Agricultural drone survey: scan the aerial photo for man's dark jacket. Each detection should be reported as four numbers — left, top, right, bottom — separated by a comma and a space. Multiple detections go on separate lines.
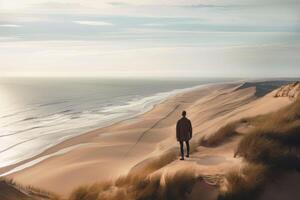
176, 117, 192, 142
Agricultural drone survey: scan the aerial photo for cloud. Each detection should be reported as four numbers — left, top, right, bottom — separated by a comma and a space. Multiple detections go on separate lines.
0, 36, 19, 41
107, 1, 242, 8
176, 4, 242, 9
73, 21, 114, 26
1, 40, 299, 77
143, 23, 165, 27
0, 24, 22, 27
108, 2, 130, 6
33, 2, 83, 9
0, 0, 299, 78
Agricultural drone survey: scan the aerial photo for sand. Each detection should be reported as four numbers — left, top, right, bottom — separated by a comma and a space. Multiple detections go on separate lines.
4, 81, 295, 197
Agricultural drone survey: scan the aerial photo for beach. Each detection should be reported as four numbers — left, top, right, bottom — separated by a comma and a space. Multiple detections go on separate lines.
1, 81, 295, 197
1, 1, 299, 199
0, 78, 220, 169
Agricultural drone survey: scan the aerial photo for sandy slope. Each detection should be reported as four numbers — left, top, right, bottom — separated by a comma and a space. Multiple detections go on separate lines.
147, 82, 298, 200
6, 81, 293, 197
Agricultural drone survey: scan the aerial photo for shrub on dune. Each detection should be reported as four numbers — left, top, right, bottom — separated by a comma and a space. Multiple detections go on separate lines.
160, 170, 198, 200
219, 164, 268, 200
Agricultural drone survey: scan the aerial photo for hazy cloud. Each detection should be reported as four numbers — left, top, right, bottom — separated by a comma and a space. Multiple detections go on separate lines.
175, 4, 242, 8
108, 2, 131, 6
0, 0, 299, 77
73, 21, 114, 26
33, 2, 84, 9
143, 23, 165, 27
0, 24, 22, 27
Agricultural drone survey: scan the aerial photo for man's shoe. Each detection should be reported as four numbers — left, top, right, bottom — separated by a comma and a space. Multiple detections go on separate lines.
186, 155, 189, 158
180, 157, 184, 160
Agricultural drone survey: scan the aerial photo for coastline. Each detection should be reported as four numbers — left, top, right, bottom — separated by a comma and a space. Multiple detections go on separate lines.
2, 82, 242, 194
3, 80, 293, 197
0, 82, 228, 175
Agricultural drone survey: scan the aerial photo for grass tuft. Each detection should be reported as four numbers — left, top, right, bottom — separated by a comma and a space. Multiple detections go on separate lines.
199, 122, 240, 147
219, 164, 269, 200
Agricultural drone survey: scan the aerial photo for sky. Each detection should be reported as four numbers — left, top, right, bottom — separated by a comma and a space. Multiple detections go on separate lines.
0, 0, 299, 77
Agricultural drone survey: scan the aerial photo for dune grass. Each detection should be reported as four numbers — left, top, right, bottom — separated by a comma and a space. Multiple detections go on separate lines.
69, 170, 199, 200
219, 163, 269, 200
68, 168, 198, 200
0, 177, 59, 200
220, 97, 300, 199
235, 97, 300, 170
67, 148, 199, 200
199, 122, 241, 147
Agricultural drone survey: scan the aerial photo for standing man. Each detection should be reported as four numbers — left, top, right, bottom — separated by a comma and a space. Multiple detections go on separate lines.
176, 110, 192, 160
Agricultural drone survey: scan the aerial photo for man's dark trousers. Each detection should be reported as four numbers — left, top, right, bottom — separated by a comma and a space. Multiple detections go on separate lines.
179, 141, 190, 158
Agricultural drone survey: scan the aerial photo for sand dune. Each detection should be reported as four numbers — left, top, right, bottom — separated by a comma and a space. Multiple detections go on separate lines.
4, 81, 297, 197
139, 82, 296, 192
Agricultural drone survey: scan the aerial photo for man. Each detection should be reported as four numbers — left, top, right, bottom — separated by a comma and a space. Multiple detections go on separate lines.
176, 110, 192, 160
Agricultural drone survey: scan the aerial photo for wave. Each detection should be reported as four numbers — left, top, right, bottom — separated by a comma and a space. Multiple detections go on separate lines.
39, 100, 68, 107
0, 143, 92, 177
0, 126, 44, 137
22, 117, 38, 121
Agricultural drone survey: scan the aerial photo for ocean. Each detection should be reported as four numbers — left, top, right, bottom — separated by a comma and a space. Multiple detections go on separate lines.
0, 77, 236, 170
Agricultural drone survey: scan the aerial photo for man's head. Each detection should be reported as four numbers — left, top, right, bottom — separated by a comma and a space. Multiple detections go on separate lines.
182, 110, 187, 117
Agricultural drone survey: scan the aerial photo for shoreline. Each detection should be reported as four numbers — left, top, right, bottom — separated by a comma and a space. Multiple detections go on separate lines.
4, 82, 245, 195
0, 81, 233, 176
0, 82, 204, 169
